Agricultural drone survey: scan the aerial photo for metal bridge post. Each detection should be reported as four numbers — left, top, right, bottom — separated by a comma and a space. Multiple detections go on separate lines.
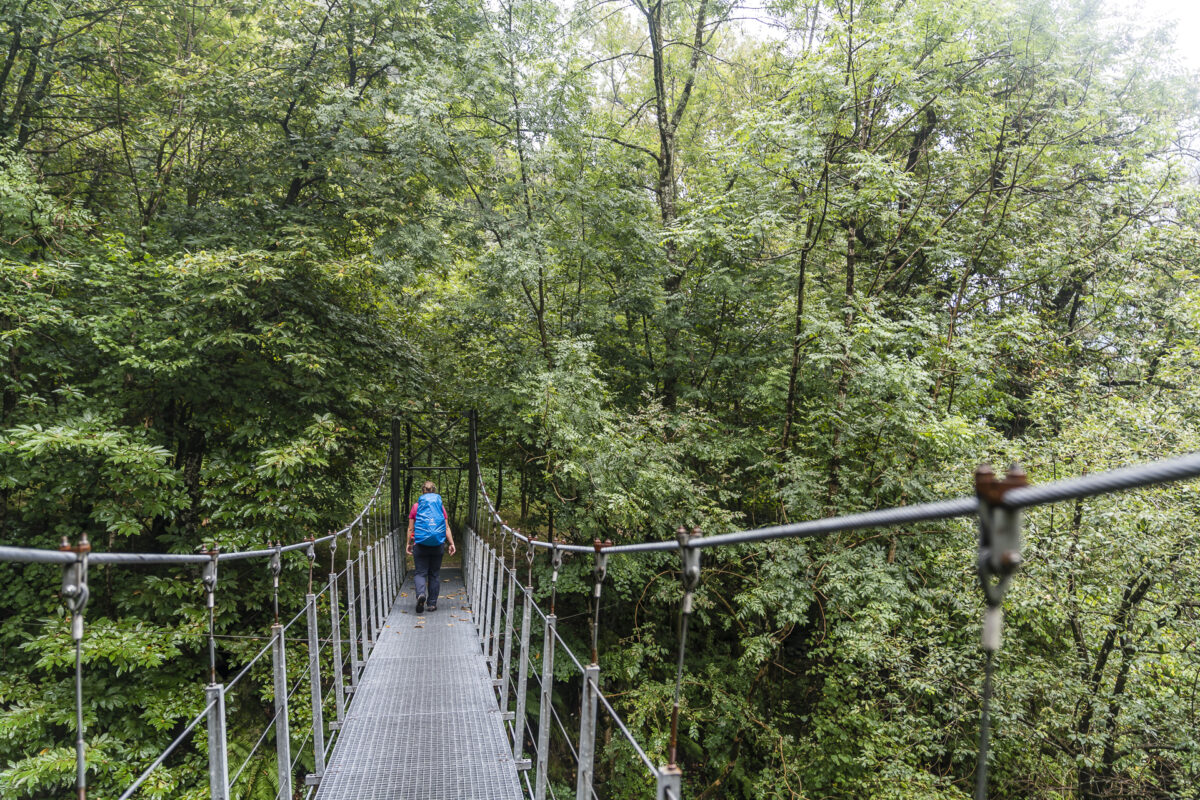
500, 539, 518, 705
489, 544, 505, 672
513, 539, 534, 769
534, 611, 557, 800
346, 531, 362, 687
372, 534, 383, 631
656, 766, 682, 800
383, 528, 392, 615
330, 569, 346, 724
359, 529, 373, 652
272, 623, 293, 800
480, 543, 493, 647
388, 527, 397, 600
377, 513, 387, 625
575, 538, 611, 799
472, 534, 483, 628
205, 682, 230, 800
305, 591, 326, 783
575, 663, 600, 800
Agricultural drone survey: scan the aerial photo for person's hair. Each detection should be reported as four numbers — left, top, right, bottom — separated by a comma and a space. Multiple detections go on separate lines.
422, 480, 436, 494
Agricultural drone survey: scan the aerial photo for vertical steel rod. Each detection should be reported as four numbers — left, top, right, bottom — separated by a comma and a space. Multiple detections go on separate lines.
347, 550, 361, 686
359, 534, 373, 652
489, 551, 505, 673
272, 624, 292, 799
306, 593, 326, 779
206, 682, 229, 800
575, 663, 600, 800
514, 579, 533, 768
330, 571, 346, 722
501, 549, 517, 700
534, 613, 557, 800
480, 544, 493, 647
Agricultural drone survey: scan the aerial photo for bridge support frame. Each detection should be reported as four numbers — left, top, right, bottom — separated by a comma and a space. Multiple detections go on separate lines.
481, 543, 494, 650
656, 765, 682, 800
534, 612, 557, 800
305, 592, 326, 782
205, 682, 229, 800
359, 532, 373, 652
513, 554, 533, 769
330, 571, 346, 724
347, 540, 361, 687
271, 623, 292, 800
489, 544, 504, 673
575, 663, 600, 800
501, 540, 517, 703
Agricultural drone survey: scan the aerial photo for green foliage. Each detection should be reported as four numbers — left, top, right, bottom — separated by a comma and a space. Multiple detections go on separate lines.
3, 0, 1200, 797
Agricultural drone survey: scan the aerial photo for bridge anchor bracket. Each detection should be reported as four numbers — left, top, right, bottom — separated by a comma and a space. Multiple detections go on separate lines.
492, 678, 504, 688
502, 711, 515, 721
516, 759, 532, 771
304, 774, 322, 787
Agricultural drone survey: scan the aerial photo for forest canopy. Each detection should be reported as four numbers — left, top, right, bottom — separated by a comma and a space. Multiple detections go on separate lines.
1, 0, 1199, 798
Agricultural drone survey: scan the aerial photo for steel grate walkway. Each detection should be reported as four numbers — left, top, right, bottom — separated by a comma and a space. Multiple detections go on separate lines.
314, 568, 523, 800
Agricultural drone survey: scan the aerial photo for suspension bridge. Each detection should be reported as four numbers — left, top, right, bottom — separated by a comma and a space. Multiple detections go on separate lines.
2, 410, 1200, 800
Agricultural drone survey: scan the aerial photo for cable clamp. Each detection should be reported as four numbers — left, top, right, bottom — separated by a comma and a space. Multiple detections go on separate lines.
60, 535, 90, 637
975, 463, 1026, 613
592, 539, 612, 592
677, 526, 701, 593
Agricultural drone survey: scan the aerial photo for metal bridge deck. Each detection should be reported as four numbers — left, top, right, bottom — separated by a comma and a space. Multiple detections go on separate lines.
314, 568, 522, 800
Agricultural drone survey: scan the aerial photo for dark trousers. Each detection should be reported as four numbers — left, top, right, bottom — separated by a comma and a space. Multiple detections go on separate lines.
413, 543, 444, 604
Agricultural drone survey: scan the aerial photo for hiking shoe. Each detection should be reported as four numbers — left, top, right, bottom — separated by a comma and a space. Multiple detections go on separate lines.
416, 594, 426, 613
427, 604, 437, 612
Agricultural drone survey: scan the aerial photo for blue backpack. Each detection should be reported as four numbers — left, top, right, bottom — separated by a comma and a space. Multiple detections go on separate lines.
414, 493, 447, 546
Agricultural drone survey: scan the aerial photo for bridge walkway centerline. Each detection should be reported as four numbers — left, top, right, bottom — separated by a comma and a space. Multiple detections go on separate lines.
314, 567, 522, 800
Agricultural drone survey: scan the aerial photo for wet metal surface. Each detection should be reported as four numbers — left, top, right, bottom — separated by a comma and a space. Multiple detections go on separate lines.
314, 569, 522, 800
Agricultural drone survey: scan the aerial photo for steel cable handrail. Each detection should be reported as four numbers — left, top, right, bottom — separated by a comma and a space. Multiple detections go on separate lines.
476, 452, 1200, 553
0, 460, 392, 566
592, 678, 657, 773
116, 699, 217, 800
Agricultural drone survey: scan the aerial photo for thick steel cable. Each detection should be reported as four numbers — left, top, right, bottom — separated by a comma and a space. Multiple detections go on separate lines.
550, 701, 580, 764
2, 463, 390, 566
551, 626, 587, 673
230, 712, 280, 789
116, 699, 217, 800
8, 451, 1197, 567
473, 452, 1200, 554
1002, 451, 1200, 508
592, 679, 657, 773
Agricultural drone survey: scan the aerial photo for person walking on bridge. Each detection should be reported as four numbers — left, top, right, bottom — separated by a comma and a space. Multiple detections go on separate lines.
406, 481, 456, 613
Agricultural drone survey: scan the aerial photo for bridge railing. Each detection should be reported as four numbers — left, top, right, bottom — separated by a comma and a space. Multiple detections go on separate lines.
464, 449, 1200, 800
0, 457, 406, 800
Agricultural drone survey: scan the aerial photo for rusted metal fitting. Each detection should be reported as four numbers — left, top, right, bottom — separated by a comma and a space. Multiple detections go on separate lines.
975, 462, 1028, 505
59, 533, 92, 554
525, 533, 536, 565
975, 463, 1026, 609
